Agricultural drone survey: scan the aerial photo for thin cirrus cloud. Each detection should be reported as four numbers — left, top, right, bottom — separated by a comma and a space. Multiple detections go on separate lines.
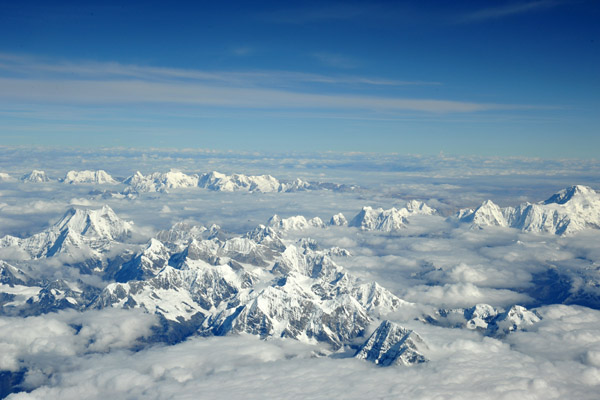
0, 77, 503, 113
0, 54, 520, 114
0, 53, 440, 87
457, 0, 562, 23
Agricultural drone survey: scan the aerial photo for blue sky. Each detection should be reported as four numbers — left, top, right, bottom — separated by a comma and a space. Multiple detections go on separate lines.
0, 0, 598, 157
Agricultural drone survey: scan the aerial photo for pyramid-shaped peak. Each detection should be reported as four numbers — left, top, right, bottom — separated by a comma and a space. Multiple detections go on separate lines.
354, 320, 427, 366
123, 171, 144, 183
21, 170, 51, 182
145, 238, 167, 252
481, 199, 498, 207
54, 205, 132, 240
543, 185, 596, 205
267, 214, 282, 226
405, 200, 436, 215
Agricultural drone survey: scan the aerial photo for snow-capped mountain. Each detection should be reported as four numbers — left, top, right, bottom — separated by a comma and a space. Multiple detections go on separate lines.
424, 303, 541, 337
17, 167, 357, 196
0, 260, 33, 286
20, 170, 51, 182
197, 171, 357, 193
155, 222, 211, 248
456, 199, 507, 227
349, 200, 436, 232
198, 171, 282, 192
0, 205, 134, 264
329, 213, 348, 226
112, 239, 171, 282
268, 215, 326, 230
93, 221, 412, 352
279, 178, 312, 192
63, 170, 118, 184
124, 170, 200, 193
0, 259, 101, 317
486, 305, 541, 336
457, 185, 600, 235
244, 224, 286, 251
265, 201, 436, 233
354, 320, 427, 366
20, 279, 100, 316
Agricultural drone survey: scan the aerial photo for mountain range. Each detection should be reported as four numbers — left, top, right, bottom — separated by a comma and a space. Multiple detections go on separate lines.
456, 185, 600, 235
1, 184, 598, 370
0, 206, 425, 365
5, 169, 357, 194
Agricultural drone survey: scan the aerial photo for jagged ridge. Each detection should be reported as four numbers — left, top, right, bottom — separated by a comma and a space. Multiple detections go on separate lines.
456, 185, 600, 235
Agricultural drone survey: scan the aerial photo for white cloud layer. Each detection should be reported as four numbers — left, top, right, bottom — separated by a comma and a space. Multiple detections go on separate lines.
7, 313, 600, 399
0, 148, 599, 398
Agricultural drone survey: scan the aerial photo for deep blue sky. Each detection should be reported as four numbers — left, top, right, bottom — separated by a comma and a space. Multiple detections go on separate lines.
0, 0, 598, 157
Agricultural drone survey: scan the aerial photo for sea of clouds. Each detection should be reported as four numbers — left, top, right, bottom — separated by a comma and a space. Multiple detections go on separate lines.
1, 147, 600, 398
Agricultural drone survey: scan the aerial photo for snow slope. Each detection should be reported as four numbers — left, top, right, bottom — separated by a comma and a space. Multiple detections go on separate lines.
457, 185, 600, 235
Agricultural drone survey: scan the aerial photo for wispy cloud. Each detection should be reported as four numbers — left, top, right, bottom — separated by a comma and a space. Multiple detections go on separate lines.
0, 53, 525, 114
0, 53, 435, 87
0, 77, 496, 113
458, 1, 561, 23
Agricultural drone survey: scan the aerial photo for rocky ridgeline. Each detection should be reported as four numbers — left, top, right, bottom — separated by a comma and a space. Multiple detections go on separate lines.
0, 206, 428, 366
6, 169, 358, 194
456, 185, 600, 235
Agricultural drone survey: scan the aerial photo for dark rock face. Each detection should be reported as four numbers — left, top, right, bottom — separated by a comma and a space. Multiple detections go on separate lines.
354, 320, 427, 366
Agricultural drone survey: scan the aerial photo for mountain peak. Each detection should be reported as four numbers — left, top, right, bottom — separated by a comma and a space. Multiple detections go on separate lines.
63, 170, 118, 184
543, 185, 596, 205
54, 205, 132, 240
349, 201, 436, 232
354, 320, 427, 366
21, 170, 51, 183
457, 199, 507, 227
329, 213, 348, 226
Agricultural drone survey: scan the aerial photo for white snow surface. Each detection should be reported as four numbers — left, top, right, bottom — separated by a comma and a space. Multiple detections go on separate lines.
63, 170, 118, 184
349, 200, 436, 231
199, 170, 284, 192
124, 170, 200, 193
457, 185, 600, 234
0, 205, 134, 259
20, 170, 51, 182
